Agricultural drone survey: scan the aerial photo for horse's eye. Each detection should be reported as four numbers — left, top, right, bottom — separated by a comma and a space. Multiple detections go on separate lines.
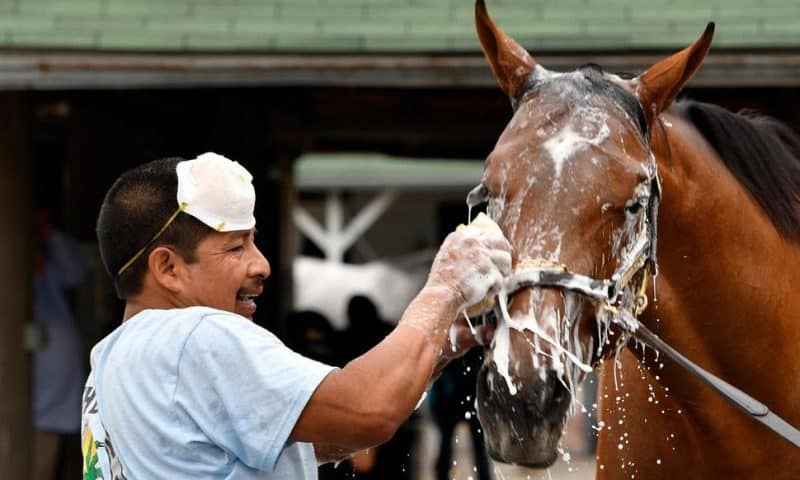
625, 199, 646, 214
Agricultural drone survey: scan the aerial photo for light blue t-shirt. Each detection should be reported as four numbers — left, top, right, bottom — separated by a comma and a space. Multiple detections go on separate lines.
81, 307, 335, 479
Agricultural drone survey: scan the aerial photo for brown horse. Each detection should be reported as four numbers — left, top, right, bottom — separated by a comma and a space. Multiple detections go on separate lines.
470, 1, 800, 478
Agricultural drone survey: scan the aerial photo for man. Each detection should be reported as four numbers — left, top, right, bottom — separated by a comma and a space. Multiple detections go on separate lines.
81, 152, 511, 479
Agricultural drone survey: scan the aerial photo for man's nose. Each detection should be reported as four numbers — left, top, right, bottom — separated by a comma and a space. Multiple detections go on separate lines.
248, 247, 271, 279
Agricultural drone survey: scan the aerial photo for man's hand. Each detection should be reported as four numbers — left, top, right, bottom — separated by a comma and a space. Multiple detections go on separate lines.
426, 213, 512, 311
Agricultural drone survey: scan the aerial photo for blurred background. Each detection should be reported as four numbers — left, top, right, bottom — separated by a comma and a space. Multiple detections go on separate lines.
0, 0, 797, 478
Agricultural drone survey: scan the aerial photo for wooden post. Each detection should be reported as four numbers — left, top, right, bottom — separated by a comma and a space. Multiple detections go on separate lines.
245, 152, 296, 339
0, 92, 31, 475
275, 154, 296, 338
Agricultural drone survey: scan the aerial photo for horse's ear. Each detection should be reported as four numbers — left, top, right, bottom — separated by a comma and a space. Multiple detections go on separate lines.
636, 22, 714, 121
475, 0, 536, 101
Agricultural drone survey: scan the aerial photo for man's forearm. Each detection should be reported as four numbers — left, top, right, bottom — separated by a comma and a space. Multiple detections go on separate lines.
397, 285, 460, 347
342, 285, 460, 422
291, 286, 460, 448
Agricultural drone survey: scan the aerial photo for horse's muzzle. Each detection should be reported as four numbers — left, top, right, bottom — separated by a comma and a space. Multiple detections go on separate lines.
476, 360, 571, 467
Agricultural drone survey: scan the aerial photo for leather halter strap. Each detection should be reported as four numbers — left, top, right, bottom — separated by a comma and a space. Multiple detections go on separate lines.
613, 310, 800, 449
504, 228, 652, 315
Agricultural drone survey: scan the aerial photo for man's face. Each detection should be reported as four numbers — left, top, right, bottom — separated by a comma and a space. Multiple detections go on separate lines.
181, 228, 270, 319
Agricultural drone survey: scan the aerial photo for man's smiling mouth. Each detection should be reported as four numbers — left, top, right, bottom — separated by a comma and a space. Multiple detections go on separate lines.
235, 289, 261, 317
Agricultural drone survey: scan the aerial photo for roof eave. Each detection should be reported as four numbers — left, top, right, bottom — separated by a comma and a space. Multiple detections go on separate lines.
1, 49, 798, 90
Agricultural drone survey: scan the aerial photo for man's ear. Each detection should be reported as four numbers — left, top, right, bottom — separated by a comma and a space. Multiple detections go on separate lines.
147, 246, 184, 293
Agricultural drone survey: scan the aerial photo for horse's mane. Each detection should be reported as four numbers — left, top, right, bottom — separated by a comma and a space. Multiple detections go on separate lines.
674, 100, 800, 242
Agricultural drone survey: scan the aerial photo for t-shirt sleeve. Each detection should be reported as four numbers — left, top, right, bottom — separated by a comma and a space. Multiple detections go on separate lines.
174, 312, 335, 472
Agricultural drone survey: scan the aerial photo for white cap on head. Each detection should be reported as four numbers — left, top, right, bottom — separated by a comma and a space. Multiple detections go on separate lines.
176, 152, 256, 232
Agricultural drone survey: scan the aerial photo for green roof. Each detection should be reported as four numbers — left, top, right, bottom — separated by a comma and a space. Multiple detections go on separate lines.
295, 153, 484, 190
0, 0, 798, 52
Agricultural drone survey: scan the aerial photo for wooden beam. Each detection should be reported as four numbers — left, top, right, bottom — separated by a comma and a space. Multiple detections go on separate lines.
293, 205, 332, 259
0, 51, 798, 90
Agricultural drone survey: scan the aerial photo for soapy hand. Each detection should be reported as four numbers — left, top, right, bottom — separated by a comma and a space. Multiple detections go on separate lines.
426, 213, 512, 312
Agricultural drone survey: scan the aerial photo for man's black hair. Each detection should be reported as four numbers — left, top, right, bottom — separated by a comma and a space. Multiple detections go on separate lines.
96, 157, 213, 299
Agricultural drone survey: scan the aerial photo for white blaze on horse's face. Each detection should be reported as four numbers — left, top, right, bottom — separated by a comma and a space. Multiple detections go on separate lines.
475, 65, 654, 467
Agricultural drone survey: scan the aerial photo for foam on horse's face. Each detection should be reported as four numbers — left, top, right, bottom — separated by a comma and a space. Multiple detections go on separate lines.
476, 68, 654, 467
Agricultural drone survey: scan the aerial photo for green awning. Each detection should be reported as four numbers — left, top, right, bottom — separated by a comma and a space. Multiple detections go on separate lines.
294, 153, 484, 190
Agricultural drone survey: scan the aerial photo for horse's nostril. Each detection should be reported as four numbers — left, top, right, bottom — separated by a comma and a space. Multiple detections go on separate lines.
477, 364, 493, 401
545, 380, 572, 424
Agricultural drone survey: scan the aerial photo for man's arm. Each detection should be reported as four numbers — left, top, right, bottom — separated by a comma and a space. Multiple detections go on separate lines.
293, 286, 458, 449
290, 213, 511, 451
311, 316, 493, 465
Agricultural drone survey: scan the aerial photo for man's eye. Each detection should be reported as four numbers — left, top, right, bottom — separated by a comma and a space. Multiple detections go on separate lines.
229, 245, 245, 253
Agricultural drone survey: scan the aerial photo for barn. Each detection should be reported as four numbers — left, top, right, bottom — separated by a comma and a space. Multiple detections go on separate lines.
0, 0, 797, 474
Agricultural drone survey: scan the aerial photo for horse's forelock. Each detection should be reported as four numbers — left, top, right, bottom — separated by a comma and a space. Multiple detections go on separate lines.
514, 64, 648, 141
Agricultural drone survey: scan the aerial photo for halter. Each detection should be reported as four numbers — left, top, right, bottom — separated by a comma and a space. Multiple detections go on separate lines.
502, 171, 661, 323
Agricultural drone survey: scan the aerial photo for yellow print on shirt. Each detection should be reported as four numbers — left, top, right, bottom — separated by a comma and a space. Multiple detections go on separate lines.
82, 426, 103, 480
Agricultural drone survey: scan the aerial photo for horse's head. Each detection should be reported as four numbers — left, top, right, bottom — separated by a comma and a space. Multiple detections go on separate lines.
472, 0, 714, 466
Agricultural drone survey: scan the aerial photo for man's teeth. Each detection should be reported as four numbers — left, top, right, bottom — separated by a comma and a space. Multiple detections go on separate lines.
237, 294, 257, 301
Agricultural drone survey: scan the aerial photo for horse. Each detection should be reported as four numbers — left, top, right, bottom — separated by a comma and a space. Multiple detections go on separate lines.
469, 1, 800, 478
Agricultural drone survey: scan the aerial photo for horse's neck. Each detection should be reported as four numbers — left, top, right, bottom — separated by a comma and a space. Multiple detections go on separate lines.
596, 112, 800, 478
648, 112, 800, 395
